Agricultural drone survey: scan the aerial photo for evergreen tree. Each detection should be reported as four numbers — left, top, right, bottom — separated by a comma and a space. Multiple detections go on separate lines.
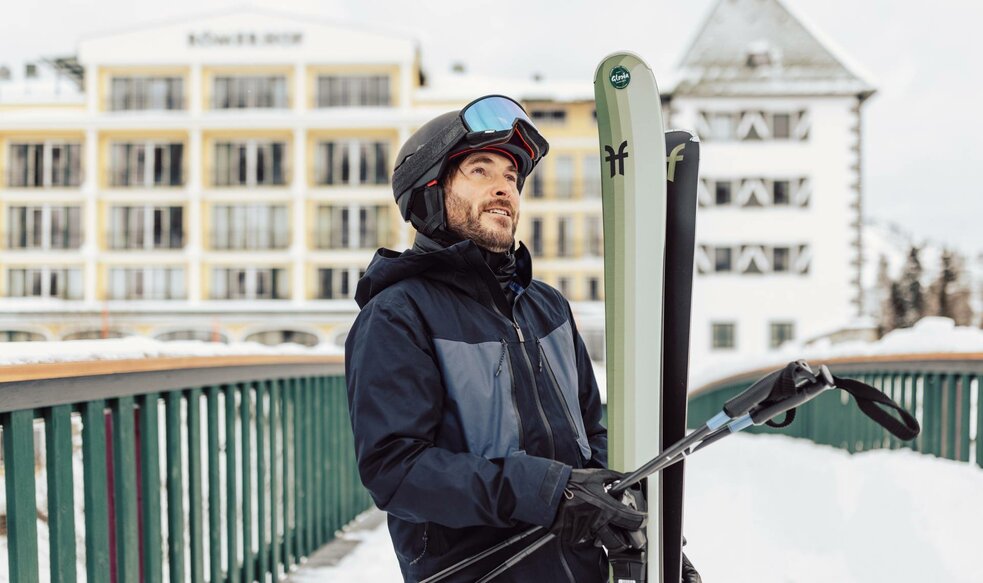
896, 245, 925, 328
927, 248, 975, 325
875, 255, 895, 337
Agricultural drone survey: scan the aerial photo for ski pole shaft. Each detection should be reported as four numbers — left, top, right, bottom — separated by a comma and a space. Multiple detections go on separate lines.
419, 526, 545, 583
611, 423, 714, 495
474, 532, 556, 583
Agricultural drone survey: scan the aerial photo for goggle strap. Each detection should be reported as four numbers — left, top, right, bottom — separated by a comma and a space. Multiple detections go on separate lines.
392, 120, 468, 197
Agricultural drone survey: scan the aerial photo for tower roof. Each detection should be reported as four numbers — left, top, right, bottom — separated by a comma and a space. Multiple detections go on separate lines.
674, 0, 875, 99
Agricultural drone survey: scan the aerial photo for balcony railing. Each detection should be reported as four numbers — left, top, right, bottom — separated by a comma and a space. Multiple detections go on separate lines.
0, 355, 370, 583
688, 355, 983, 465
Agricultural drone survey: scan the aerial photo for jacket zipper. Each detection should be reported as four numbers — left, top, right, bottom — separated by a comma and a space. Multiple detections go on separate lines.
493, 302, 558, 460
538, 341, 581, 442
502, 343, 524, 450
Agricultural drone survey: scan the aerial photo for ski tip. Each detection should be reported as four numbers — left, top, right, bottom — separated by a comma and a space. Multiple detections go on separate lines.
593, 50, 654, 82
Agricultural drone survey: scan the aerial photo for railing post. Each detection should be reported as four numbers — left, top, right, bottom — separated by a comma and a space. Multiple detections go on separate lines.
112, 397, 141, 582
2, 409, 40, 583
270, 378, 282, 579
257, 380, 269, 580
282, 378, 293, 569
224, 384, 240, 583
187, 388, 205, 583
206, 386, 222, 583
82, 401, 112, 582
139, 392, 163, 583
166, 390, 186, 583
45, 404, 78, 583
241, 382, 254, 583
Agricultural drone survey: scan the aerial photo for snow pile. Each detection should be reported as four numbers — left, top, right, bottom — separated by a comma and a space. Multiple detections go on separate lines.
690, 317, 983, 390
291, 433, 983, 583
0, 336, 343, 367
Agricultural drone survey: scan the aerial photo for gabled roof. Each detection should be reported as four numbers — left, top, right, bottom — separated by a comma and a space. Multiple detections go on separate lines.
673, 0, 875, 99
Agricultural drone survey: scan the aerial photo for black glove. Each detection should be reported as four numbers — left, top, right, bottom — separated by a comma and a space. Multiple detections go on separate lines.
548, 469, 646, 548
682, 551, 702, 583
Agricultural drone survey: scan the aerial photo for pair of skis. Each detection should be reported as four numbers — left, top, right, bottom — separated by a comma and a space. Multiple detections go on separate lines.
596, 52, 698, 583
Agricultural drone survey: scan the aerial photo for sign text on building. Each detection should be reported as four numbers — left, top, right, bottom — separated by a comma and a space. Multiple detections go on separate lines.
187, 31, 304, 47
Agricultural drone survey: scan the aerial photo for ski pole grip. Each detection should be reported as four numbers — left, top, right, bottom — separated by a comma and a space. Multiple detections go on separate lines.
722, 369, 782, 417
749, 381, 830, 425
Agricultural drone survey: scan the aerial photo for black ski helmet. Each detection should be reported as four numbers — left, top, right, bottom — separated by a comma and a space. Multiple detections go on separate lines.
391, 95, 549, 238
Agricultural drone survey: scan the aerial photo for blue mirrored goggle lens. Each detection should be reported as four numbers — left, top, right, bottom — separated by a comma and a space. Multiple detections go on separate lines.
461, 96, 535, 133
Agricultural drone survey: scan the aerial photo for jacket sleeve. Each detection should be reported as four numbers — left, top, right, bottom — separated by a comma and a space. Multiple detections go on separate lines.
345, 295, 572, 529
567, 305, 608, 469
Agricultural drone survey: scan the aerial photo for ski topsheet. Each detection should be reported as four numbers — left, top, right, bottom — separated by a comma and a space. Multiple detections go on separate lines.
594, 52, 668, 581
661, 130, 700, 583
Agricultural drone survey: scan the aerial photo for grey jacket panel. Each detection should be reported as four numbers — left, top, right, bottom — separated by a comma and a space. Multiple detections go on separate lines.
433, 337, 521, 459
539, 321, 592, 460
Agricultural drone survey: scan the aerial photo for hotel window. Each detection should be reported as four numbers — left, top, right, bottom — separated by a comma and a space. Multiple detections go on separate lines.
0, 330, 45, 342
7, 143, 82, 187
109, 77, 184, 111
211, 267, 288, 300
315, 205, 388, 249
712, 322, 736, 350
530, 108, 567, 125
316, 267, 365, 299
7, 267, 83, 300
109, 206, 184, 250
213, 76, 288, 109
772, 180, 791, 205
772, 246, 791, 273
715, 181, 732, 206
582, 155, 601, 198
554, 156, 574, 198
7, 206, 82, 249
211, 204, 289, 250
588, 277, 601, 301
529, 168, 544, 198
557, 277, 571, 298
714, 247, 733, 272
213, 141, 287, 186
772, 113, 791, 139
108, 267, 185, 300
530, 218, 544, 257
314, 141, 389, 186
316, 75, 391, 107
585, 215, 602, 257
557, 216, 573, 257
770, 321, 795, 349
110, 143, 183, 187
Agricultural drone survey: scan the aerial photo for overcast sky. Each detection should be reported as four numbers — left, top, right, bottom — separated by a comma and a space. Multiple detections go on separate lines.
2, 0, 981, 254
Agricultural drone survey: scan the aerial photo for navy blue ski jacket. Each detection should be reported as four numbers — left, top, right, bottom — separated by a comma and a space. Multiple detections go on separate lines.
345, 236, 609, 582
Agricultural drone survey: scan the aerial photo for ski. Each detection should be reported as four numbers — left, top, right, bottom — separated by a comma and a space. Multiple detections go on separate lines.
594, 52, 668, 581
661, 129, 700, 583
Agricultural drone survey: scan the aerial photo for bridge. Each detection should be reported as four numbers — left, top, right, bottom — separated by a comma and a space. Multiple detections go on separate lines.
0, 349, 980, 582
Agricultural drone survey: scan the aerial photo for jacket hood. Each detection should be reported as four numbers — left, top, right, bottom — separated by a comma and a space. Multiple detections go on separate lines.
354, 235, 532, 310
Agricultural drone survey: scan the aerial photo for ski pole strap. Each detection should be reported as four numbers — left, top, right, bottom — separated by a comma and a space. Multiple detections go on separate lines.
831, 375, 921, 441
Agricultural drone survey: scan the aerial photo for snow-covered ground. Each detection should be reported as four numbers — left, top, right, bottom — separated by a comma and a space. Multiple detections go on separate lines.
0, 335, 343, 367
297, 433, 983, 583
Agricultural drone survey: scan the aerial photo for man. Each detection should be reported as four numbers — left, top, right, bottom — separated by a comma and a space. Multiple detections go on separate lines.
345, 95, 654, 582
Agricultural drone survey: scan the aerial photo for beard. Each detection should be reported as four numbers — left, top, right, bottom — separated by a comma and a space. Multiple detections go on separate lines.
444, 187, 518, 253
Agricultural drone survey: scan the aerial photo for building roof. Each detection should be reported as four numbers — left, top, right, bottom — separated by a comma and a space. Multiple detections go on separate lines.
673, 0, 875, 99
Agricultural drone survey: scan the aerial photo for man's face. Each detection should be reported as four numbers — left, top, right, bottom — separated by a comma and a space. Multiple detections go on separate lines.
443, 151, 521, 253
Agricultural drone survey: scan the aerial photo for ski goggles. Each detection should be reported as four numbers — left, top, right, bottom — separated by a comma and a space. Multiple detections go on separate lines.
459, 95, 548, 161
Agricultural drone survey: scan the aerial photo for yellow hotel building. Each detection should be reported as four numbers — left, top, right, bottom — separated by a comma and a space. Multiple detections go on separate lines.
0, 8, 606, 356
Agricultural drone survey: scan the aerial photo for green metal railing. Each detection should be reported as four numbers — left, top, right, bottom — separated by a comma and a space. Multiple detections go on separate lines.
688, 356, 983, 467
0, 356, 370, 583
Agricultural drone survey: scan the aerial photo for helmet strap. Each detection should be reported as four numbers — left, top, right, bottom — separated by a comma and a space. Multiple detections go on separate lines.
408, 183, 450, 239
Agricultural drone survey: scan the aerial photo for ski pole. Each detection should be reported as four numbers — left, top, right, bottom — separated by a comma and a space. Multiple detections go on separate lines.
418, 526, 545, 583
469, 361, 838, 582
426, 360, 838, 583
